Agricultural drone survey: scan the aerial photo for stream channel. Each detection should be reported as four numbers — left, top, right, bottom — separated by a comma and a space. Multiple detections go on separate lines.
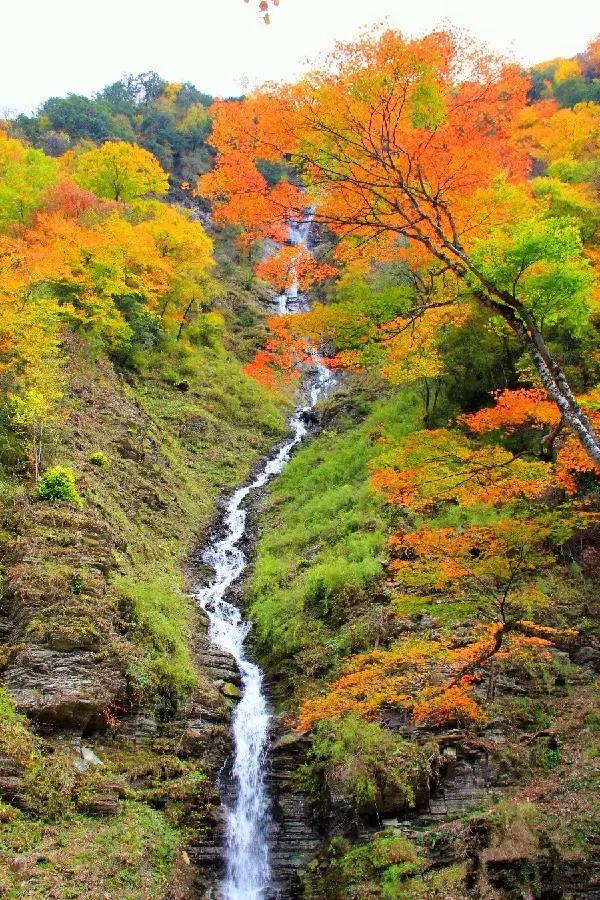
194, 219, 333, 900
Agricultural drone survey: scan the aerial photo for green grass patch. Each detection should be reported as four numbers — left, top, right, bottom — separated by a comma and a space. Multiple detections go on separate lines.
0, 688, 38, 768
248, 387, 423, 686
391, 593, 479, 625
117, 575, 198, 703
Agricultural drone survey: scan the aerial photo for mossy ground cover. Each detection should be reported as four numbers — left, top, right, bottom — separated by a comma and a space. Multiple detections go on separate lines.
0, 801, 183, 899
0, 685, 215, 897
247, 384, 423, 697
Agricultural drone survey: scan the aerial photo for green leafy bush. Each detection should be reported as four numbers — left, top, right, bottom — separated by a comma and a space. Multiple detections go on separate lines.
36, 465, 83, 508
89, 450, 110, 468
304, 714, 427, 815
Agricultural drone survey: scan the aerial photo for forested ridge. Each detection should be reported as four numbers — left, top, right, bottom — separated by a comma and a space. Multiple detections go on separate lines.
0, 25, 598, 900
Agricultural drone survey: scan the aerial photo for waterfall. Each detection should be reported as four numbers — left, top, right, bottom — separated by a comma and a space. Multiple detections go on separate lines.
195, 219, 332, 898
275, 207, 315, 314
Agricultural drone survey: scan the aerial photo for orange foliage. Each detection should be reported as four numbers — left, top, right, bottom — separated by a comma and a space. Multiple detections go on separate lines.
461, 389, 559, 434
201, 29, 529, 268
40, 179, 114, 220
412, 681, 484, 726
255, 245, 336, 292
370, 428, 554, 512
461, 388, 600, 490
243, 315, 308, 389
297, 615, 566, 732
389, 519, 552, 591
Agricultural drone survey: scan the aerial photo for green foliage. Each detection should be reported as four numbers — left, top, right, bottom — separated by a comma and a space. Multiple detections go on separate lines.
117, 575, 198, 704
89, 450, 110, 468
0, 137, 59, 230
40, 95, 116, 141
187, 311, 225, 348
471, 213, 594, 335
248, 388, 422, 682
36, 465, 83, 509
383, 863, 468, 899
0, 801, 182, 898
302, 830, 436, 900
305, 714, 427, 813
0, 688, 37, 768
12, 72, 215, 181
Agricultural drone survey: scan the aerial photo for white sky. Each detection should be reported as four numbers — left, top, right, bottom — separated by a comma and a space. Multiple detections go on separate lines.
2, 0, 599, 115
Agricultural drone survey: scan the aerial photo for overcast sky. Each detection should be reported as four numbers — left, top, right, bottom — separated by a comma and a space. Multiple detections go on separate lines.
2, 0, 598, 115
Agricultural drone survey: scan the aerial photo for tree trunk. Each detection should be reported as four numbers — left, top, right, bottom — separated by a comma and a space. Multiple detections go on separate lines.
505, 313, 600, 466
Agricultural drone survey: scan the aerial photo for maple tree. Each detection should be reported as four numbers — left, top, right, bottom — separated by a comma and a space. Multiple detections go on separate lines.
461, 387, 600, 491
201, 29, 600, 465
297, 619, 567, 731
296, 420, 587, 734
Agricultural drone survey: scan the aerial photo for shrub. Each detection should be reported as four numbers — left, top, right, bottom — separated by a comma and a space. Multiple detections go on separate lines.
0, 688, 38, 767
89, 450, 110, 468
304, 714, 427, 814
36, 465, 83, 508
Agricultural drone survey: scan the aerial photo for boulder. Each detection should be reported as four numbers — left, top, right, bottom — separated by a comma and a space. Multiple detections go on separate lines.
4, 647, 125, 728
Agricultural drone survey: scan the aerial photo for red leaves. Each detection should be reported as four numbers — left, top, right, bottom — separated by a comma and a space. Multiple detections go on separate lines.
461, 389, 559, 434
461, 388, 600, 491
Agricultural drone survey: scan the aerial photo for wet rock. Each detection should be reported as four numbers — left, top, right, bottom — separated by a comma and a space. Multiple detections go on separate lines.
267, 729, 321, 898
80, 746, 103, 766
222, 682, 242, 699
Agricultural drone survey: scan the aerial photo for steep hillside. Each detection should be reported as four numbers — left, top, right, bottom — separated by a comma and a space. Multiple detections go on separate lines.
0, 284, 289, 896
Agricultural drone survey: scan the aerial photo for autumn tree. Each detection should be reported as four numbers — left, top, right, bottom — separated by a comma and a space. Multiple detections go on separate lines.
0, 133, 59, 230
74, 141, 169, 202
132, 200, 216, 336
296, 417, 586, 734
201, 29, 600, 465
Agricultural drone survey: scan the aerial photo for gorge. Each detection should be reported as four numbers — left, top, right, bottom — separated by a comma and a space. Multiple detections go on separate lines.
0, 18, 600, 900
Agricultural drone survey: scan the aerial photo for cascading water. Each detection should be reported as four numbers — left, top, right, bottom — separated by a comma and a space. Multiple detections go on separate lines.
194, 212, 331, 900
275, 209, 314, 314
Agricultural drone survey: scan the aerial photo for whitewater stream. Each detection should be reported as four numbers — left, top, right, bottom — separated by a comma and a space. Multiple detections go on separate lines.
194, 217, 332, 900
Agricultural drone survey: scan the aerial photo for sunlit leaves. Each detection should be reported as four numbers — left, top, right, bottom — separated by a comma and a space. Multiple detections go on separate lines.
0, 133, 59, 230
74, 141, 169, 202
470, 214, 594, 333
370, 428, 554, 511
